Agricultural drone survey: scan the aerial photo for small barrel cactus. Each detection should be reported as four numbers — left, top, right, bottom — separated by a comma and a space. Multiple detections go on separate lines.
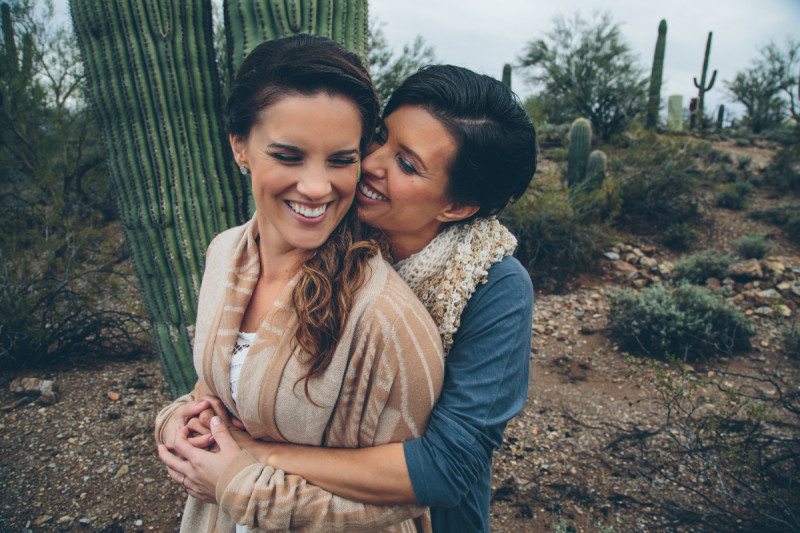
586, 150, 608, 191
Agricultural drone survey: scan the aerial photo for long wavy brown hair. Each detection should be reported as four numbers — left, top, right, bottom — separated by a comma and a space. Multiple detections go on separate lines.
227, 36, 380, 399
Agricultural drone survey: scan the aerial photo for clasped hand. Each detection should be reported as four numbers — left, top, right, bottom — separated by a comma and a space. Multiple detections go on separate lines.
157, 398, 249, 503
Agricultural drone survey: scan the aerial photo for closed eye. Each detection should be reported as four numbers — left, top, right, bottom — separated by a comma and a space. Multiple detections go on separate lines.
396, 155, 417, 175
270, 152, 302, 164
329, 156, 358, 166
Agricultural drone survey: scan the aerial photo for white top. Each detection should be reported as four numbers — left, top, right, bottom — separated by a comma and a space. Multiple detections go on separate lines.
232, 330, 257, 533
230, 330, 257, 404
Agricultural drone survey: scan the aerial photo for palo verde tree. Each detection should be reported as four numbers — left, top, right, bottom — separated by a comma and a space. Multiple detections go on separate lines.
70, 0, 369, 395
519, 12, 647, 141
726, 38, 799, 133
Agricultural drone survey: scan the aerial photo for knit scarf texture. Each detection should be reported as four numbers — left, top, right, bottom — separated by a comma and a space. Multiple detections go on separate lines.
394, 217, 517, 353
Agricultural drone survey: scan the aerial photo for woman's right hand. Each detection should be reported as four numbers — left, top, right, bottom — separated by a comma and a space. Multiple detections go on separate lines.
161, 400, 212, 449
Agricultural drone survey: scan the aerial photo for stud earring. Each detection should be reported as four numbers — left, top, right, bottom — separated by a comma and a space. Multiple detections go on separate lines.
239, 165, 249, 176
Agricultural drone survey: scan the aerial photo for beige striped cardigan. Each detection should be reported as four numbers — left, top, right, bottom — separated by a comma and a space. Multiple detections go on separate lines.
155, 217, 444, 532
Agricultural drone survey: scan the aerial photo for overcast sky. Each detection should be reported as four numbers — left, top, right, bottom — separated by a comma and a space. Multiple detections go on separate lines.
370, 0, 800, 118
55, 0, 799, 118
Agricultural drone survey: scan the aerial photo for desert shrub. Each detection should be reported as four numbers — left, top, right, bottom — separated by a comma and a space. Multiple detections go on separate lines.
674, 250, 736, 284
613, 137, 701, 231
716, 187, 748, 210
608, 283, 753, 361
750, 205, 800, 242
734, 179, 754, 196
0, 209, 149, 370
610, 366, 800, 531
734, 234, 773, 259
737, 155, 753, 171
501, 191, 605, 290
762, 144, 800, 194
661, 222, 698, 251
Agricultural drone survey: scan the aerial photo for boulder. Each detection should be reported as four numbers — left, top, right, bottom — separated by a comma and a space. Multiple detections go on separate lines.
727, 259, 763, 281
9, 377, 56, 405
603, 252, 620, 261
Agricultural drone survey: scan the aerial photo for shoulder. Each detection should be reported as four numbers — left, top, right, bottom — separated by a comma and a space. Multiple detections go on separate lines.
206, 221, 251, 258
468, 255, 533, 313
355, 253, 443, 353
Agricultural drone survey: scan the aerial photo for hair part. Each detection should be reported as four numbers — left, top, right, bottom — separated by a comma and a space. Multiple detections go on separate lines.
384, 65, 538, 218
227, 35, 380, 395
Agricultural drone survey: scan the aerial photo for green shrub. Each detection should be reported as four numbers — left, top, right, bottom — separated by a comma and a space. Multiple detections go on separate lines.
674, 250, 735, 284
662, 222, 698, 251
613, 137, 700, 231
734, 179, 754, 196
501, 191, 605, 290
716, 188, 748, 210
763, 144, 800, 194
736, 155, 753, 171
750, 205, 800, 242
734, 234, 773, 259
608, 283, 754, 361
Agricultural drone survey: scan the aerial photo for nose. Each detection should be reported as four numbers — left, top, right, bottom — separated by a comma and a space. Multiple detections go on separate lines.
296, 171, 333, 200
362, 144, 388, 181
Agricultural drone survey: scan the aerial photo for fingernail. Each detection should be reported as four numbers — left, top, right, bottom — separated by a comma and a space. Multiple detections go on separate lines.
211, 416, 221, 426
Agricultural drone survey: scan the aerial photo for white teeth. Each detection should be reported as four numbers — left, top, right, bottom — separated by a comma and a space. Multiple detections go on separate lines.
359, 182, 388, 201
288, 201, 328, 218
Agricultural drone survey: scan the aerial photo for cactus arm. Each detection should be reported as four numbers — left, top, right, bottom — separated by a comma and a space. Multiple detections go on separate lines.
707, 69, 717, 90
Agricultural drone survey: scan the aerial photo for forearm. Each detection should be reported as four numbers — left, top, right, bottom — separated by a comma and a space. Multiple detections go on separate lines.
240, 439, 417, 505
217, 449, 424, 530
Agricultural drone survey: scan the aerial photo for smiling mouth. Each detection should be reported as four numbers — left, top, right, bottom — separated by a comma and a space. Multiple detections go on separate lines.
358, 181, 388, 202
287, 201, 329, 219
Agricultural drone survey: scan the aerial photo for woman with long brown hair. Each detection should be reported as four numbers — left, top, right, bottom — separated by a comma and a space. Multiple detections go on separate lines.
168, 65, 537, 532
155, 35, 444, 531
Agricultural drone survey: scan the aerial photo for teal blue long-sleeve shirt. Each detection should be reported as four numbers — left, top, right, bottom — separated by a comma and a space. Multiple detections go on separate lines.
403, 256, 533, 532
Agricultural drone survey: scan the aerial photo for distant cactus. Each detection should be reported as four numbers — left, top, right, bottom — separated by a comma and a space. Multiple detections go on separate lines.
566, 118, 592, 188
71, 0, 369, 395
693, 31, 717, 128
502, 63, 512, 89
667, 95, 684, 132
716, 105, 725, 129
586, 150, 607, 191
646, 19, 667, 130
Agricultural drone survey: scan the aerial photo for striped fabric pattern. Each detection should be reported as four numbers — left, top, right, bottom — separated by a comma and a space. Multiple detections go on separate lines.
156, 216, 444, 532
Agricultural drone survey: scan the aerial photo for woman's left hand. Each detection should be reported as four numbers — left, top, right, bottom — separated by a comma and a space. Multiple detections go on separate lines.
158, 417, 242, 503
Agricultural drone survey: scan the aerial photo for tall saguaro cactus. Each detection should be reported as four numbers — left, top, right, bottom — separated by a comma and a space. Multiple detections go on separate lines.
71, 0, 369, 395
693, 31, 717, 128
646, 19, 667, 130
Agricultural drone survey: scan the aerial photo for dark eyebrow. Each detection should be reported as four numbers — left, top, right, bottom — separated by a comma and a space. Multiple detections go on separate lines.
398, 143, 428, 173
268, 143, 359, 157
268, 142, 304, 153
332, 148, 360, 157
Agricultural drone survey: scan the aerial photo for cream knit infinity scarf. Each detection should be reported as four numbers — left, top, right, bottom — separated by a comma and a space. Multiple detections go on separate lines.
394, 217, 518, 353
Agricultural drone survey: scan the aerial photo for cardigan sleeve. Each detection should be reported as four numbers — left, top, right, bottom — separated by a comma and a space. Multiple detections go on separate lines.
216, 451, 426, 531
215, 290, 444, 530
403, 257, 533, 508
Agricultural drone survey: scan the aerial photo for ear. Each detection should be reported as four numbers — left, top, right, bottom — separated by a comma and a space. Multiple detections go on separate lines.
435, 203, 480, 224
229, 133, 247, 166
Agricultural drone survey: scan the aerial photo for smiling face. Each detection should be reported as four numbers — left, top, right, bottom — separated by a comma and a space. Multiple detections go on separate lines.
230, 93, 362, 256
356, 104, 477, 260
